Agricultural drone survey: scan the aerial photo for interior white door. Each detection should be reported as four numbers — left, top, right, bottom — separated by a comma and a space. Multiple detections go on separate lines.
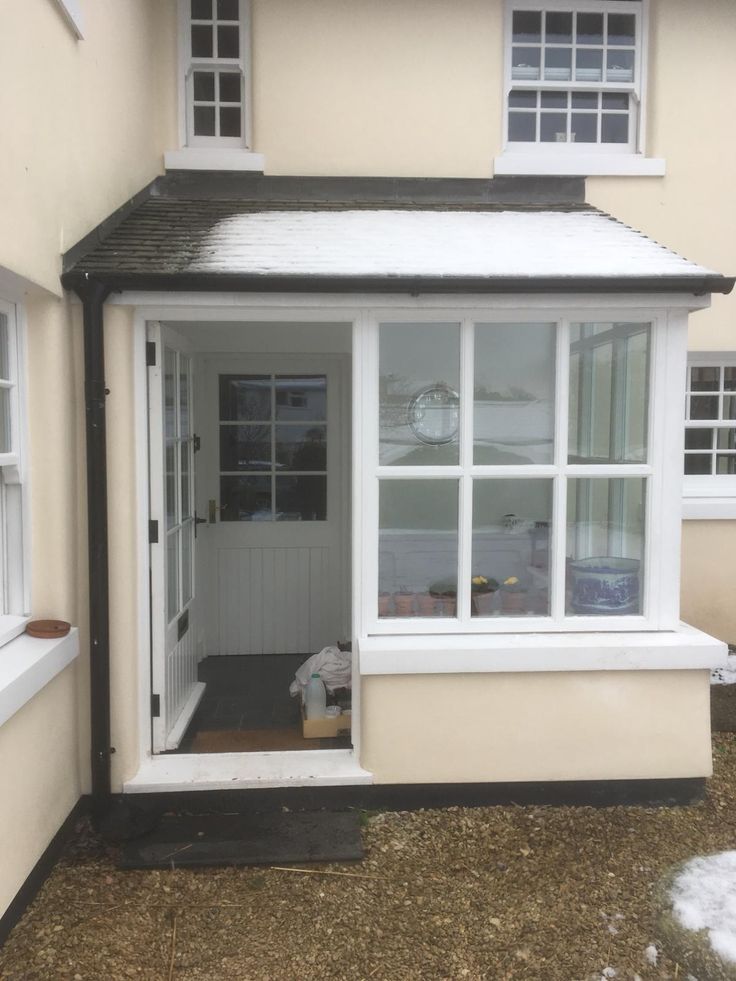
201, 355, 349, 655
148, 324, 204, 751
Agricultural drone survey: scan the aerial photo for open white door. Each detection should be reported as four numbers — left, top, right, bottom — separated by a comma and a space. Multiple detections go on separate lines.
148, 323, 205, 751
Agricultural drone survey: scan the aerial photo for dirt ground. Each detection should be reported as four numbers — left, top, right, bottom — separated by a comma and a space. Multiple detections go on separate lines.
2, 736, 736, 981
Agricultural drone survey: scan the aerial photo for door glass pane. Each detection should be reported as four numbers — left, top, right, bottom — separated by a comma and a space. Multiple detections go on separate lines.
569, 323, 650, 463
0, 312, 8, 380
220, 475, 272, 521
181, 521, 193, 606
166, 442, 177, 529
275, 476, 327, 521
472, 480, 552, 617
220, 424, 271, 471
474, 323, 556, 465
180, 357, 191, 438
275, 376, 326, 421
164, 349, 177, 439
379, 480, 458, 618
566, 478, 645, 616
275, 425, 327, 470
219, 375, 271, 421
167, 531, 180, 623
181, 441, 191, 520
0, 389, 9, 453
379, 324, 460, 466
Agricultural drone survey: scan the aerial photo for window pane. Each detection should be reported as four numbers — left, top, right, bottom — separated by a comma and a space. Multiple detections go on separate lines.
601, 113, 629, 144
512, 46, 541, 79
724, 367, 736, 391
474, 323, 555, 465
689, 395, 719, 420
571, 113, 597, 143
193, 105, 216, 136
0, 313, 9, 381
690, 366, 720, 391
181, 441, 191, 519
219, 106, 242, 137
540, 112, 568, 142
191, 24, 213, 57
577, 12, 603, 45
684, 454, 712, 475
219, 72, 241, 103
275, 476, 327, 520
541, 90, 567, 109
717, 429, 736, 450
220, 376, 271, 421
379, 480, 458, 618
275, 376, 326, 421
572, 91, 597, 109
191, 0, 211, 19
566, 478, 645, 616
509, 90, 537, 109
220, 424, 271, 471
275, 425, 326, 470
513, 10, 541, 43
166, 442, 177, 529
0, 388, 10, 454
167, 531, 180, 622
717, 455, 736, 475
575, 48, 602, 82
220, 475, 271, 521
509, 112, 537, 142
181, 521, 193, 607
472, 480, 552, 617
164, 349, 176, 439
544, 46, 572, 80
379, 324, 460, 466
602, 92, 629, 112
606, 49, 634, 83
193, 71, 215, 102
685, 428, 713, 450
217, 24, 239, 58
724, 396, 736, 420
217, 0, 239, 19
569, 323, 650, 464
545, 11, 572, 44
608, 13, 636, 46
179, 358, 191, 438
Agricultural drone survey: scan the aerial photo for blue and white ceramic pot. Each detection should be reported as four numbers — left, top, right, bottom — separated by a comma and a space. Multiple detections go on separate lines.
570, 557, 640, 615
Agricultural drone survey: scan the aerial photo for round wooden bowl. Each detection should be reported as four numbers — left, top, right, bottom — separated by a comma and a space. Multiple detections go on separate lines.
25, 619, 71, 639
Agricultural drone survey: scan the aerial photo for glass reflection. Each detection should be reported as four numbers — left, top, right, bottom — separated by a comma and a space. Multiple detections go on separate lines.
275, 425, 326, 471
219, 375, 271, 421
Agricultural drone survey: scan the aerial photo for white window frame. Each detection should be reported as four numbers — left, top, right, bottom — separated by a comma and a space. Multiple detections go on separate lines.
683, 353, 736, 519
359, 304, 686, 637
177, 0, 253, 151
495, 0, 665, 177
0, 296, 30, 646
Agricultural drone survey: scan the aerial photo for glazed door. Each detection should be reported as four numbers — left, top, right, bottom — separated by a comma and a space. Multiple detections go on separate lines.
201, 355, 349, 655
148, 324, 204, 751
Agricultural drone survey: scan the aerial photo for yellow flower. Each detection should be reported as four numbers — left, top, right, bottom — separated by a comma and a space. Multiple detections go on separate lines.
503, 576, 519, 586
471, 575, 488, 586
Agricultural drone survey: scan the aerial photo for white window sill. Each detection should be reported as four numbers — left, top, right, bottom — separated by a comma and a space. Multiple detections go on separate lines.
493, 152, 666, 177
0, 627, 79, 728
683, 476, 736, 519
358, 623, 725, 676
164, 149, 265, 172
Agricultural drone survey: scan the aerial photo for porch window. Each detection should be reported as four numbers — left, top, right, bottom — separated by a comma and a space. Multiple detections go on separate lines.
373, 318, 653, 629
183, 0, 250, 147
682, 357, 736, 520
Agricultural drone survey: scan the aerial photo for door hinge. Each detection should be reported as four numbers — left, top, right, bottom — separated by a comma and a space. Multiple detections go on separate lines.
151, 694, 160, 718
146, 341, 157, 367
193, 434, 201, 453
149, 519, 159, 544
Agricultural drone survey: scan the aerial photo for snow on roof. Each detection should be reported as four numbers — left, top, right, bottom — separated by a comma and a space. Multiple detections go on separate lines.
671, 851, 736, 964
183, 208, 715, 280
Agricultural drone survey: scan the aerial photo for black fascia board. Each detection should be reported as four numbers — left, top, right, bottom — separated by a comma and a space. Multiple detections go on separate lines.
61, 270, 736, 296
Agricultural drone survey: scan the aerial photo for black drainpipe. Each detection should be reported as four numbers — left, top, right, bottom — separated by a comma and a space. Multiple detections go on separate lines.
74, 276, 113, 818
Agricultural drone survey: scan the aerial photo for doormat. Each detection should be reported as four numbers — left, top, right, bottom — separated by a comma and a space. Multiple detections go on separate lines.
189, 728, 351, 753
119, 811, 364, 869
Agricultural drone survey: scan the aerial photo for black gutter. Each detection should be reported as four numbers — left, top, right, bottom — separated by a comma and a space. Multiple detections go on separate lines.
75, 277, 113, 818
60, 271, 736, 296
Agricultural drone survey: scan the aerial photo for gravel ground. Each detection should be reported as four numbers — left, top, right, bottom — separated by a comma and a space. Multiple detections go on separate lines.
3, 736, 736, 981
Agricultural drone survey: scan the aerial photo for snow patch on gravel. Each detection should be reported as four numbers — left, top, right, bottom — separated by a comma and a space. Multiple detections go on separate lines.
644, 943, 658, 965
712, 653, 736, 686
671, 851, 736, 963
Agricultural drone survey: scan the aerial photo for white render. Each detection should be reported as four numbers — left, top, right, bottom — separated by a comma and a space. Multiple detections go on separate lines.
185, 209, 718, 281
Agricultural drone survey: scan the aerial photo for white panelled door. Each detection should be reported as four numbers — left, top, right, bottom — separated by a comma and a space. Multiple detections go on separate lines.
201, 355, 349, 655
148, 324, 204, 752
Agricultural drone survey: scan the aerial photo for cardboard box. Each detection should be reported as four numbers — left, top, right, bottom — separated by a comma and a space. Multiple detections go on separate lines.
302, 708, 352, 739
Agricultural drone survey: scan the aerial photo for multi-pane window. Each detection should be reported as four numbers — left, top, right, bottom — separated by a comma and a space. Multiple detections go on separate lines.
185, 0, 248, 145
376, 320, 650, 625
164, 349, 195, 623
684, 364, 736, 476
0, 298, 26, 625
506, 1, 644, 150
219, 375, 327, 522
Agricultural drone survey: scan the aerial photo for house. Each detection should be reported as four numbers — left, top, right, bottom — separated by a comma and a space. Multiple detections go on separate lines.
2, 0, 736, 937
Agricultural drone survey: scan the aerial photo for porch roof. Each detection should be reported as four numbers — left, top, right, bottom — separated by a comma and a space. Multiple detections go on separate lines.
61, 193, 734, 296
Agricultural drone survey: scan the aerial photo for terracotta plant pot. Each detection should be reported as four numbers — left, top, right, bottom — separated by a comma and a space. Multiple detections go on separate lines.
472, 590, 496, 616
378, 592, 392, 617
393, 592, 416, 616
438, 595, 457, 617
501, 591, 527, 614
416, 593, 438, 617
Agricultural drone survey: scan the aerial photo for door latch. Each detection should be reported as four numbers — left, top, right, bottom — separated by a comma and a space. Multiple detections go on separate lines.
208, 499, 227, 523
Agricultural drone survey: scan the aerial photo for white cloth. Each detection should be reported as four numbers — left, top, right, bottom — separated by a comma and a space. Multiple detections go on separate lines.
289, 646, 352, 698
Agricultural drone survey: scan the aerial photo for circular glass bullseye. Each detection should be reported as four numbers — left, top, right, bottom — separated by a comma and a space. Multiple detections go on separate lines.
407, 385, 460, 445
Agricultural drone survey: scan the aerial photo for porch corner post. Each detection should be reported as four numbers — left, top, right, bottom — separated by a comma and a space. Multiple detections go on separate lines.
75, 277, 113, 816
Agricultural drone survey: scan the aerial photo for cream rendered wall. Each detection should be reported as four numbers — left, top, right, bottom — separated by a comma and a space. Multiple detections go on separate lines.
361, 671, 712, 784
0, 0, 177, 294
681, 523, 736, 645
